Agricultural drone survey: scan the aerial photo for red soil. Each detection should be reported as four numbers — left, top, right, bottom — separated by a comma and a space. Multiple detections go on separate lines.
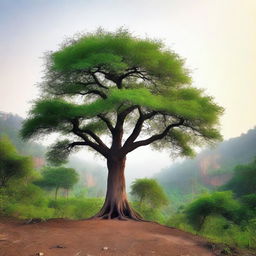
0, 218, 215, 256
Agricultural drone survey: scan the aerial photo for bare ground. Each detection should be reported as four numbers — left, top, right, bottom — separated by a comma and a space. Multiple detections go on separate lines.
0, 218, 253, 256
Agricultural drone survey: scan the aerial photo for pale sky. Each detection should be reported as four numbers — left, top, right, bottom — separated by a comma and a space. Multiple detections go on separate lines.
1, 0, 256, 181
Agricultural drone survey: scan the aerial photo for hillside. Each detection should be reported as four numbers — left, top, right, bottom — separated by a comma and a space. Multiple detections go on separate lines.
155, 127, 256, 202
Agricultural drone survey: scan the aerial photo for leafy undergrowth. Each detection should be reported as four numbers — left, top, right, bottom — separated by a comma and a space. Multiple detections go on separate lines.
166, 192, 256, 251
205, 242, 256, 256
0, 185, 103, 220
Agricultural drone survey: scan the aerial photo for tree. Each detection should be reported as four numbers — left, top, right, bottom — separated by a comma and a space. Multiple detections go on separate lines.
36, 166, 79, 200
21, 29, 223, 220
131, 178, 168, 208
0, 136, 34, 187
223, 158, 256, 196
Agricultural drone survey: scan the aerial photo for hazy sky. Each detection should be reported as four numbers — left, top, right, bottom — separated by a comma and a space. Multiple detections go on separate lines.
1, 0, 256, 181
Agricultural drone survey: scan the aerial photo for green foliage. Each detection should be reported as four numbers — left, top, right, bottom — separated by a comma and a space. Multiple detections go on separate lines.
241, 194, 256, 210
166, 197, 256, 249
166, 213, 194, 232
46, 140, 71, 166
131, 178, 168, 208
200, 216, 256, 249
0, 136, 34, 187
185, 191, 240, 230
35, 166, 79, 199
37, 166, 79, 189
132, 202, 166, 224
5, 204, 55, 220
0, 177, 102, 220
48, 198, 103, 219
52, 29, 190, 84
223, 159, 256, 196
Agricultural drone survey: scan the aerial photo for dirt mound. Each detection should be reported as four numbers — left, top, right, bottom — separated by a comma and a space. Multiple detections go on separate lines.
0, 218, 215, 256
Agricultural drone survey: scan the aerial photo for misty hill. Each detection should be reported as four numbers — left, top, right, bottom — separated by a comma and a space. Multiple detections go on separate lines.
0, 111, 46, 161
155, 127, 256, 200
0, 111, 107, 196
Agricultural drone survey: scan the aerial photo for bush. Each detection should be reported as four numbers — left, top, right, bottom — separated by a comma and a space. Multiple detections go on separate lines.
5, 203, 55, 220
166, 213, 194, 232
201, 215, 256, 249
131, 178, 168, 208
49, 198, 103, 219
185, 191, 240, 230
241, 194, 256, 211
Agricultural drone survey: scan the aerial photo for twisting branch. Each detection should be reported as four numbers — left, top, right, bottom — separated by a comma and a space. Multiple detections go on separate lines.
117, 105, 139, 125
67, 141, 88, 149
97, 114, 114, 134
70, 119, 109, 157
82, 129, 109, 150
122, 110, 158, 150
124, 119, 185, 154
89, 70, 108, 89
80, 89, 107, 99
118, 67, 155, 85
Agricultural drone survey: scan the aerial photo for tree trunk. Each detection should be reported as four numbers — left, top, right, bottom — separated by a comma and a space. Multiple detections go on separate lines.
55, 186, 59, 200
93, 156, 142, 220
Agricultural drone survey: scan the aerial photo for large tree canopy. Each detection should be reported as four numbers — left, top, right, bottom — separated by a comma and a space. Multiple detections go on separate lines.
21, 29, 223, 220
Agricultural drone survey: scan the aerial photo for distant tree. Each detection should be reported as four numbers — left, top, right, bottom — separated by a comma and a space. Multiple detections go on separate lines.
223, 159, 256, 196
0, 136, 34, 187
36, 167, 79, 199
21, 29, 223, 220
131, 178, 168, 208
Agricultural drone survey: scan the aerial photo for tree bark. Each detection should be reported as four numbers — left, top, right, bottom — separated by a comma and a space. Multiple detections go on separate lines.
93, 156, 142, 220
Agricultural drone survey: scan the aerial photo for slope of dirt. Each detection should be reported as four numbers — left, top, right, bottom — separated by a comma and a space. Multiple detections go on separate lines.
0, 218, 216, 256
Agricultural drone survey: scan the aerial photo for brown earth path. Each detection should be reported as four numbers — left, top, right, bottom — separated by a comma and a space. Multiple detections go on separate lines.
0, 218, 215, 256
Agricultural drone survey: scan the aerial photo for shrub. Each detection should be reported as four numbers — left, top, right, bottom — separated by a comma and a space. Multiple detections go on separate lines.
49, 198, 103, 219
131, 178, 168, 208
132, 202, 166, 224
185, 191, 240, 230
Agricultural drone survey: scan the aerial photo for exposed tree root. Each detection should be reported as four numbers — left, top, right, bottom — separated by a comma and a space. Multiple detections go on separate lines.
90, 199, 144, 221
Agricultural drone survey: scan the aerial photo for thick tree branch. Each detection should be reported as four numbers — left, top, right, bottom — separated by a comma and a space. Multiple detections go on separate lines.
81, 89, 107, 99
111, 105, 138, 150
71, 119, 109, 157
67, 141, 88, 149
97, 114, 114, 134
89, 70, 108, 89
117, 105, 138, 125
124, 119, 184, 154
82, 129, 109, 150
122, 110, 158, 150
